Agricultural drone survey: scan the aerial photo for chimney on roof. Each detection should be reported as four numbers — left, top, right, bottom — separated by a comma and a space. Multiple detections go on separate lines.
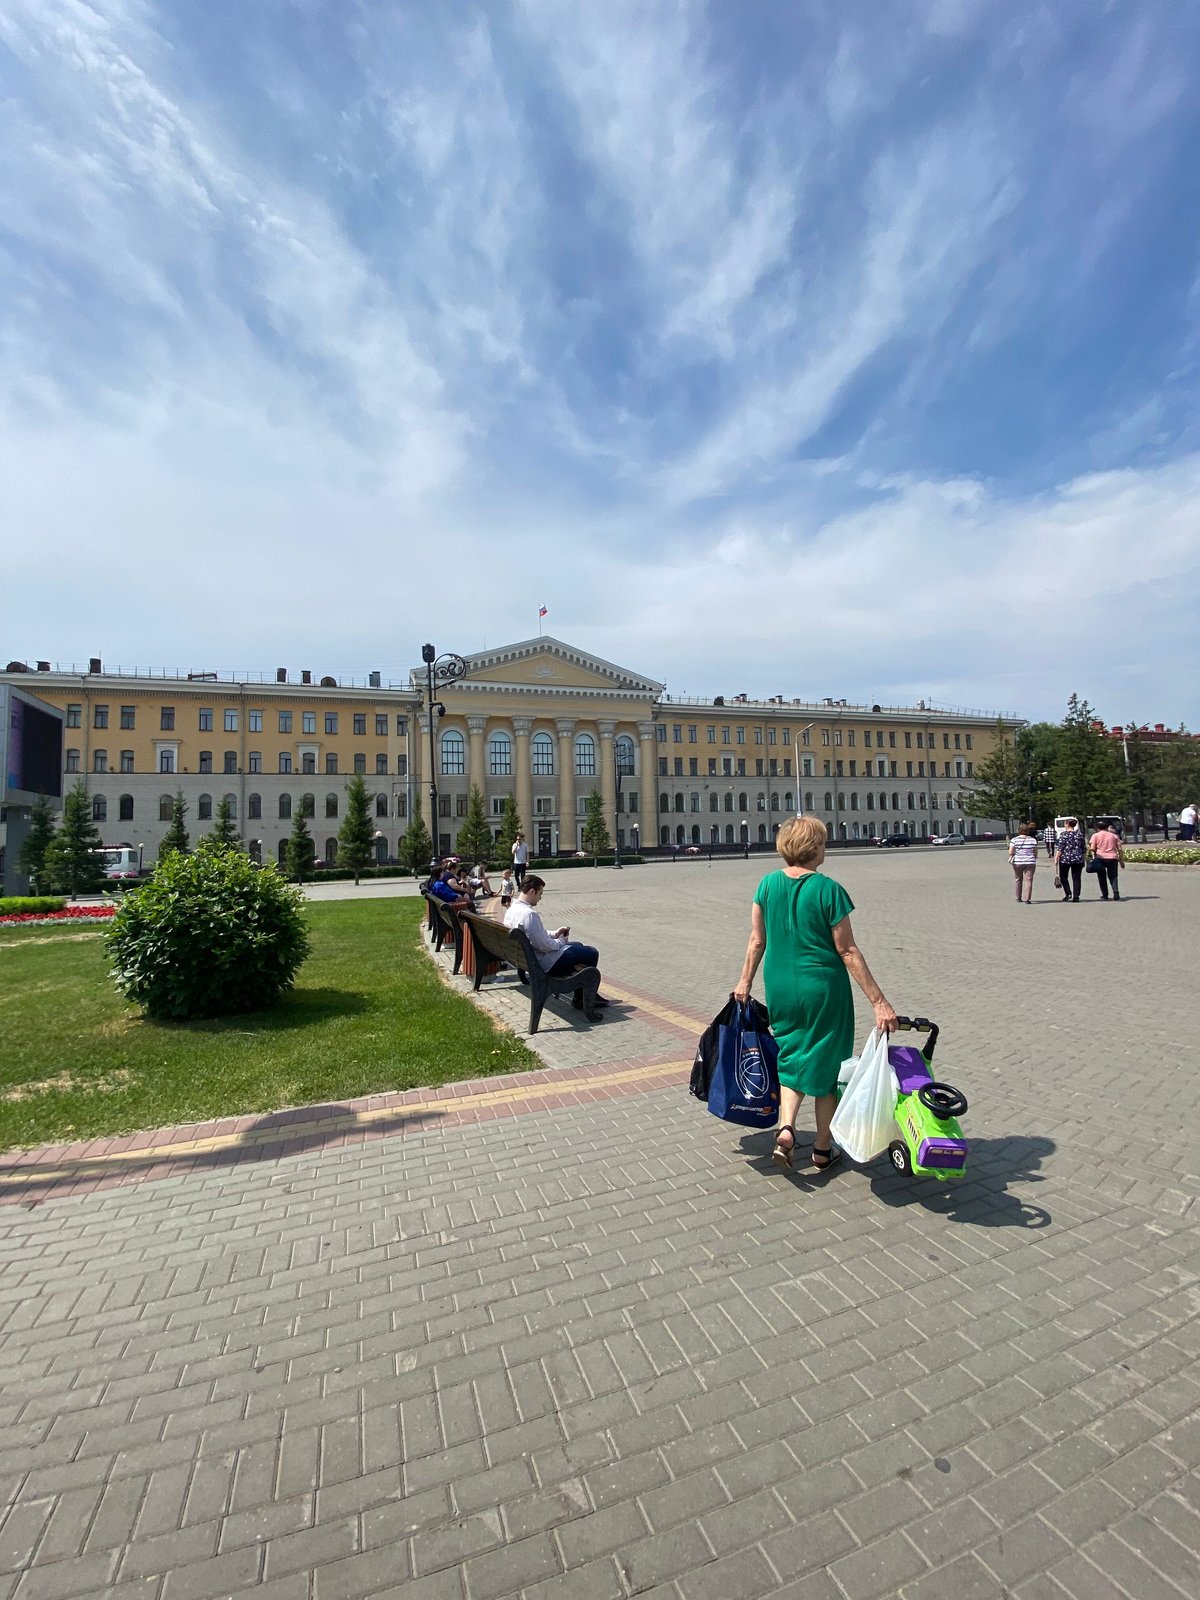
37, 660, 50, 672
369, 671, 381, 689
301, 670, 312, 685
276, 668, 287, 683
88, 657, 101, 674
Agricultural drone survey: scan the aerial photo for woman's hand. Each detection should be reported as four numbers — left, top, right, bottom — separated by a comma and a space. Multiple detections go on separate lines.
733, 981, 752, 1005
873, 998, 898, 1034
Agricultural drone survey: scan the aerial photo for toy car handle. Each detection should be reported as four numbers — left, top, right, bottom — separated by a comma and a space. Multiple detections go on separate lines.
891, 1015, 940, 1062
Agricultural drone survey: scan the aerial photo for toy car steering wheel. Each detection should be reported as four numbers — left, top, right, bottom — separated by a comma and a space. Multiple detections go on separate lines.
917, 1082, 968, 1119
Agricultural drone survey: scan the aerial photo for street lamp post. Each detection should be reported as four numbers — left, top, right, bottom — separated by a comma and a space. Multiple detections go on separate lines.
421, 643, 466, 869
613, 743, 634, 870
631, 822, 639, 859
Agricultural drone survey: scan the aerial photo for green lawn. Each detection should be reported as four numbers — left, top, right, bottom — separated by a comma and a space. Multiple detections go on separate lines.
0, 899, 537, 1150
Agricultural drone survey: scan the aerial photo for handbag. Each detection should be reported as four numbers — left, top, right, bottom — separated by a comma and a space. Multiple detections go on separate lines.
829, 1029, 898, 1163
1053, 873, 1061, 888
700, 999, 781, 1128
1085, 857, 1101, 875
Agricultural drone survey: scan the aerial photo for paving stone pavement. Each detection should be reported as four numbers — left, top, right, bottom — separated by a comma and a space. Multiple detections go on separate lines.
1, 848, 1198, 1600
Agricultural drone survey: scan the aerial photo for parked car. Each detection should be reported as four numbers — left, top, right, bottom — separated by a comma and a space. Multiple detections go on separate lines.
875, 833, 911, 847
931, 832, 966, 847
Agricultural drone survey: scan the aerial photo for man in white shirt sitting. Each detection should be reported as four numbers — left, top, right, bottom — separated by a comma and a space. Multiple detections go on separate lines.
503, 875, 608, 1007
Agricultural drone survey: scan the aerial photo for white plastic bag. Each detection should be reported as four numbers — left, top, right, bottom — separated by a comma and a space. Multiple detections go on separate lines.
830, 1029, 898, 1163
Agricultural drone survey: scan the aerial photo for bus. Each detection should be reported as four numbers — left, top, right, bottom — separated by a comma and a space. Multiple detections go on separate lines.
93, 846, 141, 879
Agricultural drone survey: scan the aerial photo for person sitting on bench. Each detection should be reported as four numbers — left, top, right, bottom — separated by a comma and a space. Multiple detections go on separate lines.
429, 864, 473, 910
503, 875, 608, 1007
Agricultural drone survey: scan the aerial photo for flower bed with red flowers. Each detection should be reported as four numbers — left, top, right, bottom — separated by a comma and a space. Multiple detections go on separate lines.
0, 905, 118, 928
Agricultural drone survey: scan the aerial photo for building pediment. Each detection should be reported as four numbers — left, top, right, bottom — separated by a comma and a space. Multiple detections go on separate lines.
414, 637, 663, 700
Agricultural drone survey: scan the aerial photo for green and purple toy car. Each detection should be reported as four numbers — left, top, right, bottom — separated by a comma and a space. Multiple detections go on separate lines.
884, 1016, 969, 1180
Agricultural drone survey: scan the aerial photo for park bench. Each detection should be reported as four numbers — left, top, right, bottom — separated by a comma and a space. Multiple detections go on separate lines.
462, 911, 601, 1034
421, 892, 464, 976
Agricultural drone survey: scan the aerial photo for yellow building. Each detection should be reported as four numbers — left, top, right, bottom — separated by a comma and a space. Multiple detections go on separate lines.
1, 638, 1020, 866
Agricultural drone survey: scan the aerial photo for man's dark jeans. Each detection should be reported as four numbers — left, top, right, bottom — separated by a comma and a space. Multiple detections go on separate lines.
547, 942, 599, 976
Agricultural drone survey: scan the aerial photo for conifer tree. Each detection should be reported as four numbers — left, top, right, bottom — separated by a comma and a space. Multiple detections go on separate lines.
455, 784, 494, 865
496, 794, 523, 864
159, 791, 190, 860
960, 720, 1027, 832
45, 782, 107, 898
338, 773, 375, 885
1050, 696, 1126, 823
284, 811, 316, 882
17, 795, 58, 894
581, 789, 611, 862
209, 795, 242, 850
398, 795, 433, 876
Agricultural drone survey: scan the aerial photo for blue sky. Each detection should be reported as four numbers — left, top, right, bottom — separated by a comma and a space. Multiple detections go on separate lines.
2, 0, 1199, 728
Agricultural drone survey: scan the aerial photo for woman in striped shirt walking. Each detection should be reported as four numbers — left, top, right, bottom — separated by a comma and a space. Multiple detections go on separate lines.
1008, 822, 1039, 904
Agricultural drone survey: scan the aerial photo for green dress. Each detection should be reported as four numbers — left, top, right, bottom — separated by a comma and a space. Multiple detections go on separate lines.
754, 869, 855, 1097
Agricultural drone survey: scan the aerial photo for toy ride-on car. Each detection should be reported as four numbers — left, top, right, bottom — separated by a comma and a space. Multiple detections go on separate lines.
886, 1016, 968, 1180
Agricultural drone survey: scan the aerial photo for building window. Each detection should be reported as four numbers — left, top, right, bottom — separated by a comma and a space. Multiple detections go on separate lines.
248, 794, 262, 819
222, 752, 235, 775
249, 710, 263, 733
674, 757, 684, 776
904, 732, 912, 747
198, 794, 212, 821
397, 755, 407, 777
199, 709, 213, 732
889, 732, 896, 747
94, 705, 109, 729
354, 714, 366, 736
300, 794, 315, 818
377, 794, 389, 818
279, 711, 292, 733
441, 730, 466, 775
302, 753, 316, 775
354, 754, 366, 773
489, 732, 513, 775
279, 754, 292, 774
396, 716, 407, 736
965, 735, 973, 750
395, 794, 407, 819
656, 724, 667, 742
92, 795, 107, 822
532, 732, 555, 775
159, 751, 175, 773
966, 761, 974, 777
325, 793, 339, 818
574, 734, 596, 777
120, 751, 134, 773
66, 704, 81, 728
658, 757, 668, 777
159, 795, 173, 821
915, 732, 923, 748
199, 751, 213, 773
376, 754, 388, 774
158, 707, 173, 731
375, 714, 388, 737
721, 727, 731, 744
690, 758, 699, 777
754, 728, 763, 745
688, 726, 697, 743
303, 712, 316, 735
736, 727, 745, 745
326, 753, 338, 774
119, 705, 135, 730
672, 724, 682, 743
706, 725, 716, 743
491, 797, 505, 816
279, 795, 292, 819
119, 794, 134, 821
249, 752, 261, 773
325, 713, 338, 735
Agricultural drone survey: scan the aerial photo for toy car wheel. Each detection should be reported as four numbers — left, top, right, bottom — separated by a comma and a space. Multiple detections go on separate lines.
888, 1140, 911, 1175
918, 1082, 968, 1119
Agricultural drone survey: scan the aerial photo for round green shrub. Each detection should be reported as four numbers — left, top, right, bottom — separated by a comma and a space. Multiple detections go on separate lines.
106, 843, 311, 1020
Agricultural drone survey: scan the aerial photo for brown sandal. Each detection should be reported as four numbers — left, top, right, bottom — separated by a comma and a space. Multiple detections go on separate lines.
772, 1126, 796, 1170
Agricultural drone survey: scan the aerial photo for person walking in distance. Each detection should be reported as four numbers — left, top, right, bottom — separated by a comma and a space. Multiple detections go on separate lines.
1055, 818, 1085, 902
511, 831, 529, 888
1087, 821, 1124, 900
1179, 802, 1198, 842
1042, 821, 1057, 860
1008, 822, 1039, 904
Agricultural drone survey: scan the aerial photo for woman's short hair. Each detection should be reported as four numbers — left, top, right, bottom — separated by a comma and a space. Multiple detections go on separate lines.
776, 815, 827, 866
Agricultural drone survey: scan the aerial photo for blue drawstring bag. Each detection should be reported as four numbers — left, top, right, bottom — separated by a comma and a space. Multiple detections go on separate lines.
705, 1000, 781, 1127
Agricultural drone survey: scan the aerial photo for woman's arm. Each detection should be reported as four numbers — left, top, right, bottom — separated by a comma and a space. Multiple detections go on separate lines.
732, 902, 766, 1003
832, 916, 897, 1033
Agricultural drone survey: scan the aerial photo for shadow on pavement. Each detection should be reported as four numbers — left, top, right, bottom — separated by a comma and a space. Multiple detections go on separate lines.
868, 1134, 1056, 1229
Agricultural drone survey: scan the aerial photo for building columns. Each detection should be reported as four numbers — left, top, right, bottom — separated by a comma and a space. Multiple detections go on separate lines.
512, 717, 533, 837
556, 719, 576, 849
598, 721, 617, 843
638, 720, 658, 835
466, 716, 487, 793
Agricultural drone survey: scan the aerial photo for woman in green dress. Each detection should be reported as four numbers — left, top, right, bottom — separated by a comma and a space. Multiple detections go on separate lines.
734, 816, 896, 1171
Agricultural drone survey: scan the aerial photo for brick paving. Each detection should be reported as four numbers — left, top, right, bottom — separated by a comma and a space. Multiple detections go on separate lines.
1, 848, 1198, 1599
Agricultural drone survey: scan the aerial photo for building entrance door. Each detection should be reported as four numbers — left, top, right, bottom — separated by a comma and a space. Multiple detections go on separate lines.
537, 824, 552, 856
